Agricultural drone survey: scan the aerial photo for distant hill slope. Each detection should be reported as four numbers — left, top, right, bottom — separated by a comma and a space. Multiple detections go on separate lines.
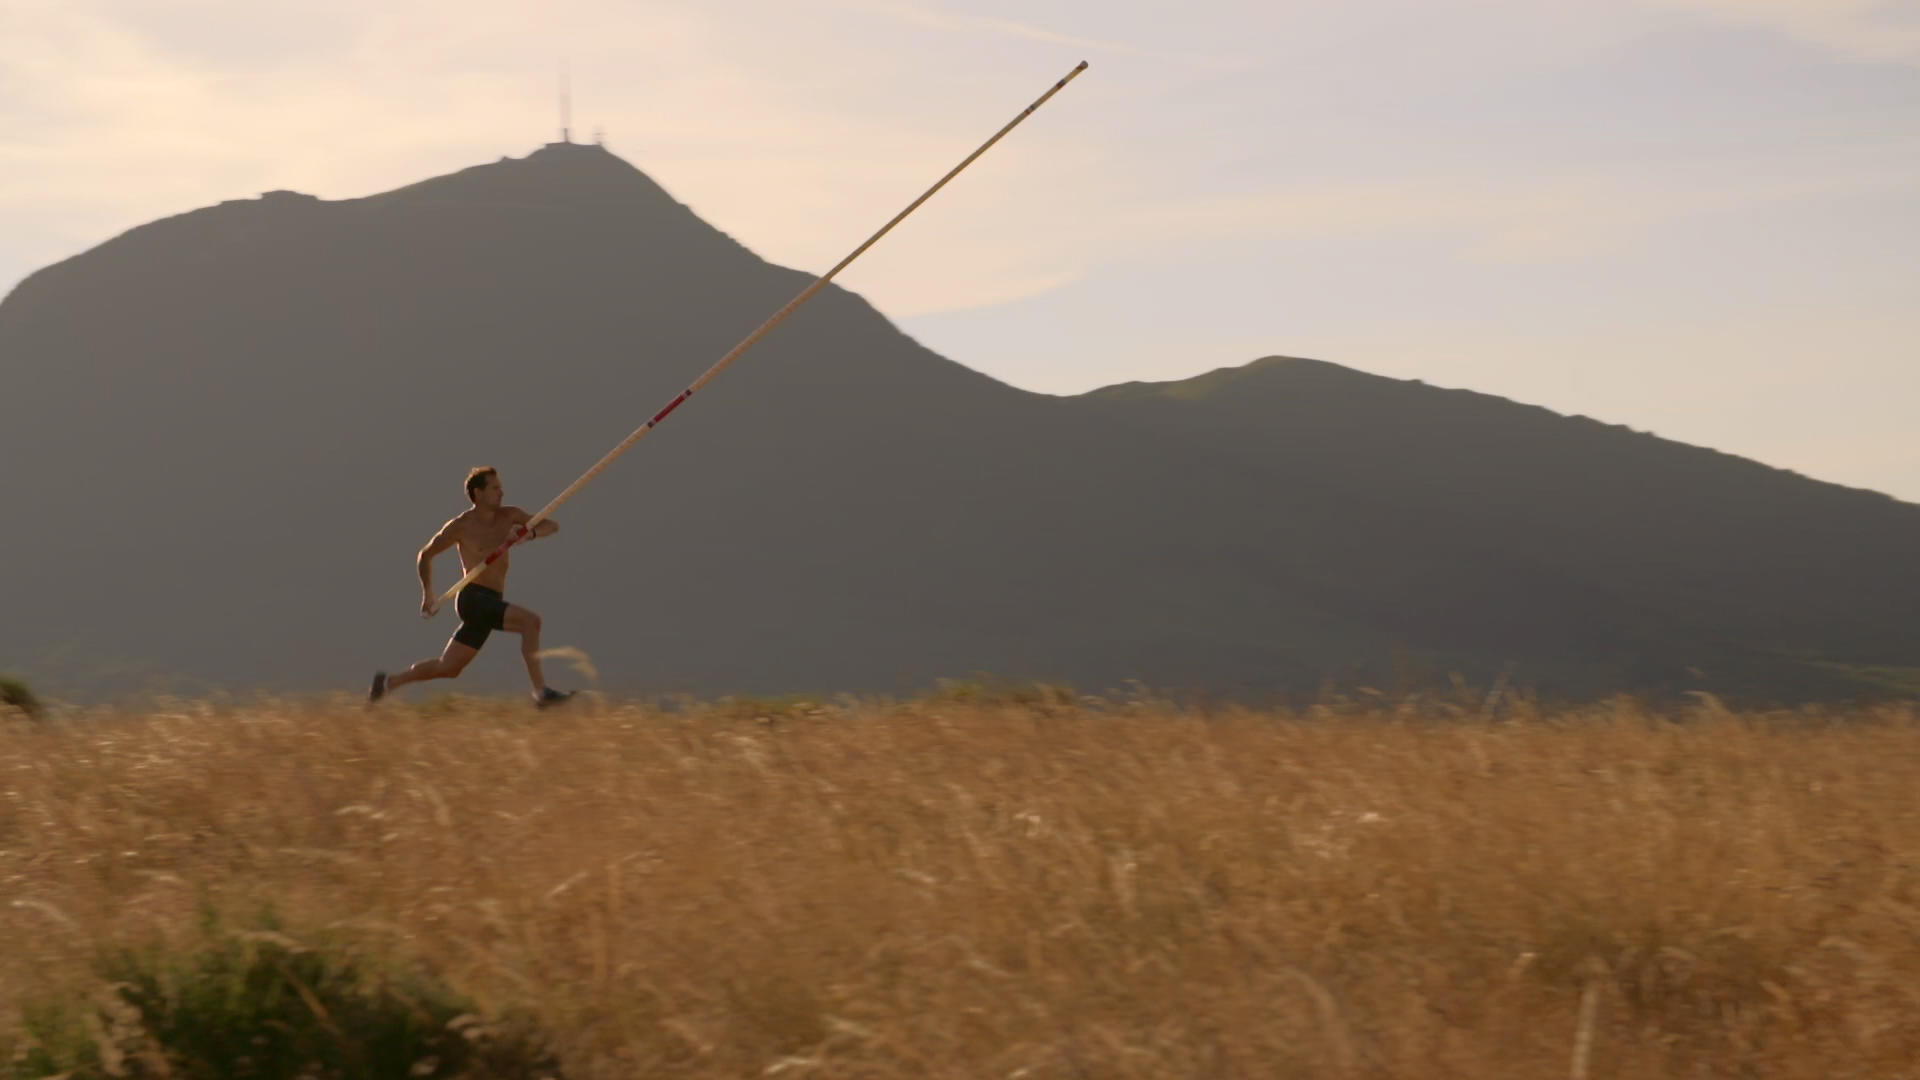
3, 143, 1914, 703
1076, 358, 1920, 665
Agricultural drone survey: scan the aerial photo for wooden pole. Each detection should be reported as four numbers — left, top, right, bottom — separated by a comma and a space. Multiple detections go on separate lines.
428, 60, 1090, 615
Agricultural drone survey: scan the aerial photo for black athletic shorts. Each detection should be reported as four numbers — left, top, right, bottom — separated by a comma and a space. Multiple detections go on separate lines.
454, 584, 510, 650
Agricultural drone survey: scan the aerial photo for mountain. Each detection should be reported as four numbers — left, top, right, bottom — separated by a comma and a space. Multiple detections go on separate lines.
4, 142, 1916, 704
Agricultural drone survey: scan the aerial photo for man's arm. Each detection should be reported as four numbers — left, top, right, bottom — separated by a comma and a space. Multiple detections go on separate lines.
507, 507, 558, 540
417, 518, 461, 610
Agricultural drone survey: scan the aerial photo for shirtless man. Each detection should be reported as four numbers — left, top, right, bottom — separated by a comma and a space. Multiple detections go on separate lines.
368, 466, 573, 708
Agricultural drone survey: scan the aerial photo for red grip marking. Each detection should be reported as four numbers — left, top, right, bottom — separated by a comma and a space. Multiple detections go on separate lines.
649, 389, 691, 426
480, 524, 532, 567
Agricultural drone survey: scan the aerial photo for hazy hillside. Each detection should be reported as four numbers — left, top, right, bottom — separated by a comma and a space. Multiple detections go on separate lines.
1076, 358, 1920, 678
2, 142, 1914, 702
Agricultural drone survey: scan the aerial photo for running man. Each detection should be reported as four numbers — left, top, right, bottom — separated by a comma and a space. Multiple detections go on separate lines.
369, 466, 573, 708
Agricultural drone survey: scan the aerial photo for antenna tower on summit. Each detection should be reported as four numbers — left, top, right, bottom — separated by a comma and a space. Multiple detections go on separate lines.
559, 62, 572, 143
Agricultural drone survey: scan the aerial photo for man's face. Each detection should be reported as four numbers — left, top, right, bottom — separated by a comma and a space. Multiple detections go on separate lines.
478, 474, 503, 508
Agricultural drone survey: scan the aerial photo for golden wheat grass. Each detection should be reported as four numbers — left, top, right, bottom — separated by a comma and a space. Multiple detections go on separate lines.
3, 692, 1918, 1078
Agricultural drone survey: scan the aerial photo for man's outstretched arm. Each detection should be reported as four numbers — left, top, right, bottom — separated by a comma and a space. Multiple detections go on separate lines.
417, 520, 460, 613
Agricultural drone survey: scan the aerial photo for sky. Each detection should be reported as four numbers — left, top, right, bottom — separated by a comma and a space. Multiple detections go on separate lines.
4, 0, 1917, 501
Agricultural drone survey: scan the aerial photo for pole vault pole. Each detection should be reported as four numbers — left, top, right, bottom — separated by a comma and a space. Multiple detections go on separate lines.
427, 60, 1090, 616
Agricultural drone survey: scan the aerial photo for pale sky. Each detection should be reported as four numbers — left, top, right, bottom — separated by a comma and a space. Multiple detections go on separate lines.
5, 0, 1917, 500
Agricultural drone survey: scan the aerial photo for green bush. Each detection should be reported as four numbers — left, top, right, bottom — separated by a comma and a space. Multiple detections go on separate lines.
10, 914, 561, 1079
0, 676, 39, 719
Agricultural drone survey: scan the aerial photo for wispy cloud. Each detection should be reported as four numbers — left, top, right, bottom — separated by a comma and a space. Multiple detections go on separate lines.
1643, 0, 1920, 63
837, 0, 1142, 54
1056, 162, 1919, 272
830, 0, 1251, 70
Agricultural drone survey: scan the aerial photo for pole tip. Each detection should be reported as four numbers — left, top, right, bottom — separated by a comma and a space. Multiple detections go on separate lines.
1075, 60, 1089, 70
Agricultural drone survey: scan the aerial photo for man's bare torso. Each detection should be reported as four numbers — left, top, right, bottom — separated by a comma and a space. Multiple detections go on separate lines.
451, 506, 530, 592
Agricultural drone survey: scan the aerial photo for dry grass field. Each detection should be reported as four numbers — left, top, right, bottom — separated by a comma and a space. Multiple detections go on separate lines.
3, 688, 1919, 1078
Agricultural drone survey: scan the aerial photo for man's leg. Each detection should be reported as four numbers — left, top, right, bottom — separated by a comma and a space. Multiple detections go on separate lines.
503, 605, 572, 707
502, 604, 545, 693
377, 638, 479, 697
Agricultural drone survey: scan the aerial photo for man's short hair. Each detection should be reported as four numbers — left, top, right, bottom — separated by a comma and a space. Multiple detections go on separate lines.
464, 466, 498, 504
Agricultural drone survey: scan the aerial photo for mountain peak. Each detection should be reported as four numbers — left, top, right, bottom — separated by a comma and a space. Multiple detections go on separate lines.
356, 141, 684, 212
1082, 355, 1380, 401
527, 138, 621, 162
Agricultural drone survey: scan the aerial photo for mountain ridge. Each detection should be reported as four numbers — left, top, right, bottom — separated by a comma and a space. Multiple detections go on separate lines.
4, 145, 1914, 703
1084, 354, 1913, 505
